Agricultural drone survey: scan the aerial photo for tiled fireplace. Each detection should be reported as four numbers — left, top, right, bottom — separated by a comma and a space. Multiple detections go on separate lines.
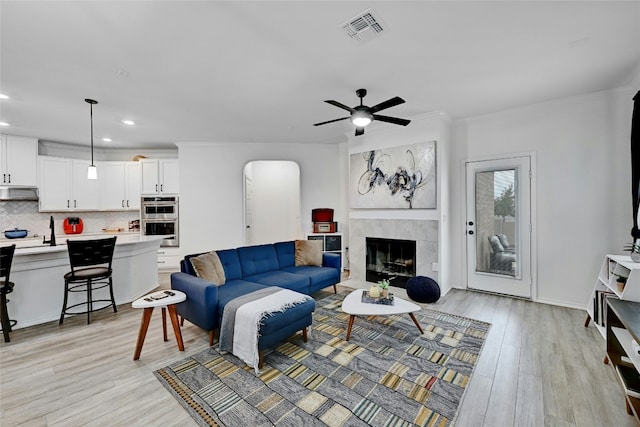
350, 218, 439, 286
366, 237, 416, 288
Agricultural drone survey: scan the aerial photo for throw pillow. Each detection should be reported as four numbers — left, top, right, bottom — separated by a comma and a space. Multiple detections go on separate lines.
497, 234, 510, 249
488, 235, 504, 254
190, 251, 226, 286
295, 240, 323, 266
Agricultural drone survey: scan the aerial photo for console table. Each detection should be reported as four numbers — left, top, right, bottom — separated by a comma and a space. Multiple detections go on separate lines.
606, 298, 640, 422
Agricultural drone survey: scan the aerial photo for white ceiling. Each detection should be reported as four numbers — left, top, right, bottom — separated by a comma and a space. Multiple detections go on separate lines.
1, 1, 639, 149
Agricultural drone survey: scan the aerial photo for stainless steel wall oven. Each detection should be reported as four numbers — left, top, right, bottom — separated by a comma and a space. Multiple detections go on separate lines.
141, 196, 179, 247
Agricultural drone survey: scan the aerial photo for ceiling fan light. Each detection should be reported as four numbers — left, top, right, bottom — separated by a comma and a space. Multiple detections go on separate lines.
351, 111, 373, 127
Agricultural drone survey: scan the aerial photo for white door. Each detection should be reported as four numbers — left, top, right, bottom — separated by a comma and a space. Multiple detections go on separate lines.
465, 156, 532, 298
244, 175, 254, 244
243, 161, 301, 245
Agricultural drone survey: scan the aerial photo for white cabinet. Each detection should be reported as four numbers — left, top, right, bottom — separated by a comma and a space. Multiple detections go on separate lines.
38, 156, 100, 211
586, 254, 640, 338
99, 161, 141, 210
156, 247, 181, 271
307, 233, 343, 270
0, 134, 38, 186
140, 159, 179, 195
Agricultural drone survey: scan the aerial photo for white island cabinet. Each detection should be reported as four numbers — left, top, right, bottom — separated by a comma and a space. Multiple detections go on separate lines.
6, 234, 165, 328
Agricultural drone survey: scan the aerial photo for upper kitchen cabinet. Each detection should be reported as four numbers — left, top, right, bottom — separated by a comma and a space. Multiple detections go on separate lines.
0, 134, 38, 186
38, 156, 100, 211
140, 159, 179, 194
99, 161, 141, 210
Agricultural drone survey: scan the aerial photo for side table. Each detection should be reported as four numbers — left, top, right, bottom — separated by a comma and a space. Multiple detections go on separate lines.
132, 289, 186, 360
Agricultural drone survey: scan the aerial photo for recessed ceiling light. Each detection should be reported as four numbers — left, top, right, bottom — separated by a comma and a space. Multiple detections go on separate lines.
0, 122, 9, 126
0, 94, 9, 100
102, 137, 112, 142
122, 119, 135, 126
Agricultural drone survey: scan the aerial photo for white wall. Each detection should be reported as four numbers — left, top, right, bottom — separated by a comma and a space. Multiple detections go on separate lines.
176, 142, 346, 256
450, 87, 636, 308
347, 112, 452, 293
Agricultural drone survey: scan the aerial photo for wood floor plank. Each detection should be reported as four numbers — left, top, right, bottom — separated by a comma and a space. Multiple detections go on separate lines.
514, 371, 544, 427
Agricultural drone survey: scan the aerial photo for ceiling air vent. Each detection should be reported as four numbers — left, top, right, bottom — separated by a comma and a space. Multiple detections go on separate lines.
340, 9, 385, 42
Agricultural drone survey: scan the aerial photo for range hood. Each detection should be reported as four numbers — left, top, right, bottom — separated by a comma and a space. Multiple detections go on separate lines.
0, 186, 39, 201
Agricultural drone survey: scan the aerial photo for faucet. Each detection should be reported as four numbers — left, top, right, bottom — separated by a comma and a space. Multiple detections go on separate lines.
43, 215, 56, 246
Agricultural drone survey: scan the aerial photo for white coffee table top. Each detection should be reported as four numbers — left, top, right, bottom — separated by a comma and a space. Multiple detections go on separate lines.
341, 288, 421, 316
132, 290, 186, 309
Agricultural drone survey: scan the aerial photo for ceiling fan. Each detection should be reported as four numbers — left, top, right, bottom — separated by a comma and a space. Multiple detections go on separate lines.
313, 88, 411, 136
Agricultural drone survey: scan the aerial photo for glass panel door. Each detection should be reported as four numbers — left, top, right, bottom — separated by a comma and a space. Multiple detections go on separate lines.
466, 156, 532, 298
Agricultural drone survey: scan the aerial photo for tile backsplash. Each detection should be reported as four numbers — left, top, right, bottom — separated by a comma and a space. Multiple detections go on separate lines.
1, 201, 139, 237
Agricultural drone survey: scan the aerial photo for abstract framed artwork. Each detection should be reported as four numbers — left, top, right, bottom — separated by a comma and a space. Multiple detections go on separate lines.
350, 141, 436, 209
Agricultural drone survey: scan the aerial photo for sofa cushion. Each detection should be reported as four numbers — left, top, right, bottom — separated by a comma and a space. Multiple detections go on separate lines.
217, 249, 243, 281
237, 244, 280, 276
295, 240, 322, 266
274, 241, 295, 268
190, 251, 226, 285
244, 271, 310, 293
282, 266, 339, 291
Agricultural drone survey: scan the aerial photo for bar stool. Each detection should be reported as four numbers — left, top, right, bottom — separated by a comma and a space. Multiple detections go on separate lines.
1, 244, 16, 342
60, 237, 118, 325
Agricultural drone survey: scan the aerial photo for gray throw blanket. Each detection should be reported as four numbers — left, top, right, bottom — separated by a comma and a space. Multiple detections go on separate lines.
219, 287, 280, 353
218, 287, 313, 373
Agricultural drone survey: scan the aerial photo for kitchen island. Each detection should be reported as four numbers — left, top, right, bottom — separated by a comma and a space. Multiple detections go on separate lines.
4, 234, 166, 329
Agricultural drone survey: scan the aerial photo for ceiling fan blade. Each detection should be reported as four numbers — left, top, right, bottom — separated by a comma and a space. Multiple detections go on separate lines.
325, 100, 355, 113
313, 117, 350, 126
369, 96, 405, 113
373, 114, 411, 126
355, 127, 365, 136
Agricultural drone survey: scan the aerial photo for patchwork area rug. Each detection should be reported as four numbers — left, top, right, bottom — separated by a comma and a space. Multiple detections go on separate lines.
155, 291, 490, 426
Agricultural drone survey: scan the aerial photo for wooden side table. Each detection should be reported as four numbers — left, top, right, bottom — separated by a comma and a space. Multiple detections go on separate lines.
132, 289, 186, 360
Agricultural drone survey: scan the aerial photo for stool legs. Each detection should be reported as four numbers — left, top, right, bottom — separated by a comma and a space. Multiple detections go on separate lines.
134, 307, 154, 360
87, 278, 93, 324
60, 277, 117, 325
59, 280, 70, 325
133, 304, 184, 360
167, 305, 184, 351
1, 292, 11, 343
108, 277, 117, 314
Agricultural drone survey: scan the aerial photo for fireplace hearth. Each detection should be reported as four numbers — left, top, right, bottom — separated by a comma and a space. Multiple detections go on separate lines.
366, 237, 416, 288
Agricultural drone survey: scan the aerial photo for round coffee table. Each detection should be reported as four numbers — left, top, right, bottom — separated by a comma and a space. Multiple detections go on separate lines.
132, 289, 186, 360
341, 288, 424, 341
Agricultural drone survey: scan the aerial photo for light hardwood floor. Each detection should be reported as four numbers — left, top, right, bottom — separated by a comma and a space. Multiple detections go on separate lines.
0, 274, 635, 427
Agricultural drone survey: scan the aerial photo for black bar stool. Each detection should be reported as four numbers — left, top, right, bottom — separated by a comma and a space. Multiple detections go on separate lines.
1, 244, 17, 342
60, 237, 118, 325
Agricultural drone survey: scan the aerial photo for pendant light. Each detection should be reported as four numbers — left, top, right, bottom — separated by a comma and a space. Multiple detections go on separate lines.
85, 98, 98, 180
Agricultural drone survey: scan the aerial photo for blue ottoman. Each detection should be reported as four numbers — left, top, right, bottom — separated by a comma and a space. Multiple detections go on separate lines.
406, 276, 440, 303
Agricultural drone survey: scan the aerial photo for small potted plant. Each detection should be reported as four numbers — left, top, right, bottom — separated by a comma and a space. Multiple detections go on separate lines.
613, 273, 628, 292
378, 278, 392, 298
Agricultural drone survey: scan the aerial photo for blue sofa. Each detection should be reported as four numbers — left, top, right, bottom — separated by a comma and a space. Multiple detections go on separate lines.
171, 241, 341, 349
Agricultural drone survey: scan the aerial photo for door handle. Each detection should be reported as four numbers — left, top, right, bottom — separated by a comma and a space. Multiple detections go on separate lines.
468, 230, 474, 235
468, 221, 474, 226
7, 173, 10, 183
